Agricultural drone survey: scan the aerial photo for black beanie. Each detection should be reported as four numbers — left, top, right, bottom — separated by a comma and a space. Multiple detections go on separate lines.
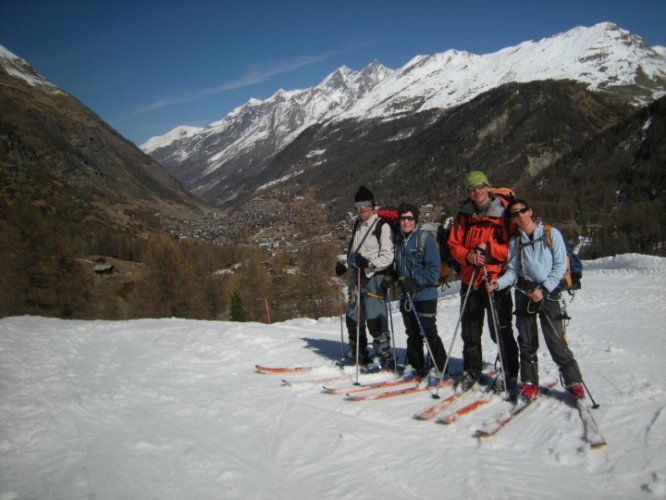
354, 185, 375, 206
398, 202, 419, 222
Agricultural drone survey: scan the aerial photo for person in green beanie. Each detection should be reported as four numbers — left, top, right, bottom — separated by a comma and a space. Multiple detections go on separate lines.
447, 171, 520, 395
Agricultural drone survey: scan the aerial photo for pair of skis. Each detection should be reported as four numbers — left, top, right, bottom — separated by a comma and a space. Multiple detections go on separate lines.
473, 382, 606, 448
413, 370, 499, 422
256, 363, 397, 388
414, 389, 496, 423
257, 363, 446, 400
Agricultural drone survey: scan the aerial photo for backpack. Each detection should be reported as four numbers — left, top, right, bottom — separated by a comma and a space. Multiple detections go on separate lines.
457, 186, 518, 251
488, 187, 516, 204
542, 224, 583, 293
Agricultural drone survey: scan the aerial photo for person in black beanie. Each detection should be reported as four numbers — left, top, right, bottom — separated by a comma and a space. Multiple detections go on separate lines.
393, 202, 448, 378
335, 186, 395, 369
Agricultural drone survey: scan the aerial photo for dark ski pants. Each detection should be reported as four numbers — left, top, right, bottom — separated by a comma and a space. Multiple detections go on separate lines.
400, 298, 447, 373
345, 272, 390, 357
460, 285, 519, 379
514, 290, 582, 387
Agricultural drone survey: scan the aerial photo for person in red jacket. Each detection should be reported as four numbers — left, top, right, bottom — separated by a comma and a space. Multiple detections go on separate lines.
447, 171, 519, 394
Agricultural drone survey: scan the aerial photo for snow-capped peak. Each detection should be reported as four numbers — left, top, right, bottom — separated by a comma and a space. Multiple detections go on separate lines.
140, 125, 204, 151
0, 44, 62, 94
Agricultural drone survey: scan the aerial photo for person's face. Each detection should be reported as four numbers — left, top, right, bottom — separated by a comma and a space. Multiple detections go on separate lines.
508, 204, 532, 228
399, 212, 416, 234
467, 183, 490, 207
355, 201, 373, 221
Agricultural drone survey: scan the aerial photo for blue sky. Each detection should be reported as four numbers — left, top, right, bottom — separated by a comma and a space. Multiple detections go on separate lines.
1, 1, 665, 146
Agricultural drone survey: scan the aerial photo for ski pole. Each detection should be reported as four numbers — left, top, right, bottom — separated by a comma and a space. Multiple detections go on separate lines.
483, 265, 511, 401
405, 292, 438, 377
338, 279, 345, 361
432, 266, 478, 398
385, 290, 399, 375
541, 307, 600, 408
354, 266, 362, 385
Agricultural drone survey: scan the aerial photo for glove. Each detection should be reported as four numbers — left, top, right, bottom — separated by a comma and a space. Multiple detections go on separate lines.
399, 277, 418, 295
354, 254, 370, 269
380, 274, 396, 293
335, 262, 347, 276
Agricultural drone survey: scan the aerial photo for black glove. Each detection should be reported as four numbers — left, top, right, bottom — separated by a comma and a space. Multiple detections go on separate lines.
354, 254, 370, 269
335, 262, 347, 276
399, 277, 418, 295
380, 274, 396, 293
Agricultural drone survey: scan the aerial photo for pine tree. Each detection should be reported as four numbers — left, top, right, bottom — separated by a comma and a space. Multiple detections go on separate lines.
229, 291, 247, 322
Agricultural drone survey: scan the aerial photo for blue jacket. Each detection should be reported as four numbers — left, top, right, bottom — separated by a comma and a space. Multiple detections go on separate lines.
497, 222, 567, 293
394, 228, 440, 302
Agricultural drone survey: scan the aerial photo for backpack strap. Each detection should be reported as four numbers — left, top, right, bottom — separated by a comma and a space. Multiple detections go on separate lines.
414, 228, 429, 257
348, 217, 380, 257
372, 218, 385, 244
542, 224, 553, 251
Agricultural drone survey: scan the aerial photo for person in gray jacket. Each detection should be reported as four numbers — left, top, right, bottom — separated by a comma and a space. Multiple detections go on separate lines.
486, 199, 585, 401
335, 186, 395, 368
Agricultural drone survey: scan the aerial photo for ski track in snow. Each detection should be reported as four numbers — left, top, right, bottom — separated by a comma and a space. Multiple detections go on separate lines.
0, 253, 665, 499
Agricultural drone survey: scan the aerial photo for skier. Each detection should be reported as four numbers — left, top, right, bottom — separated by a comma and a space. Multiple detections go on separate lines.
392, 203, 447, 378
486, 199, 585, 401
447, 171, 519, 393
335, 186, 395, 369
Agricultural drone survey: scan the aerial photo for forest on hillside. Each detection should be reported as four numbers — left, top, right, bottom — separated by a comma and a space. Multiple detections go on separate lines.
0, 190, 340, 322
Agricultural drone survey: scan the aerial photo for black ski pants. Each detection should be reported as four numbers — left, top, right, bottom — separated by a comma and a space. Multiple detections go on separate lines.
460, 285, 519, 380
514, 290, 582, 387
400, 298, 447, 373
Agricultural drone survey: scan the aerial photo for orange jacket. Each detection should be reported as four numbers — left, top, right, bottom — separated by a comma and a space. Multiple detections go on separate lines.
448, 195, 514, 287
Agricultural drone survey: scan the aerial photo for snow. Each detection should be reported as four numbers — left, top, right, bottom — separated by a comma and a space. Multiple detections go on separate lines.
140, 125, 205, 153
1, 253, 665, 499
0, 44, 61, 94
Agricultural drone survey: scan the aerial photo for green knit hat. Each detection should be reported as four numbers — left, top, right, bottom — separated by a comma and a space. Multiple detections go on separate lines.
465, 171, 490, 189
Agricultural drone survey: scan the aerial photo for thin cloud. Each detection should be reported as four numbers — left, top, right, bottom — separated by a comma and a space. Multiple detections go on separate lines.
133, 52, 338, 115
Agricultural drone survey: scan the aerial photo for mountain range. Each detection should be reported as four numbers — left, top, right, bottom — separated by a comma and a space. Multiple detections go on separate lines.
142, 22, 666, 220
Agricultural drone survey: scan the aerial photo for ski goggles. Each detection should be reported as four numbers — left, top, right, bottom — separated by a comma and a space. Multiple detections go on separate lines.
354, 201, 373, 208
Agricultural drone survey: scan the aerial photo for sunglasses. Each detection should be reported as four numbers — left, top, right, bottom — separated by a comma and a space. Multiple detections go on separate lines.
467, 183, 487, 192
399, 215, 415, 222
509, 207, 529, 218
354, 201, 372, 208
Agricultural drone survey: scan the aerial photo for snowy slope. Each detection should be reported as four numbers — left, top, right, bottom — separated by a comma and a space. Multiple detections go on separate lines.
1, 254, 665, 499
